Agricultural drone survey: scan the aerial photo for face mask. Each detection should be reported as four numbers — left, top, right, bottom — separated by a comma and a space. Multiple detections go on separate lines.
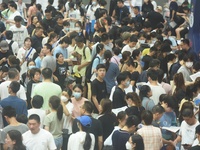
185, 62, 193, 68
139, 40, 145, 44
92, 1, 97, 5
73, 92, 81, 99
65, 27, 70, 32
28, 65, 36, 70
125, 80, 130, 87
125, 142, 132, 150
61, 95, 68, 102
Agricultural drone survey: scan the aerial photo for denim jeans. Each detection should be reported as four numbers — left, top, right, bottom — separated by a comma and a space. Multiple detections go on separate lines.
54, 136, 63, 150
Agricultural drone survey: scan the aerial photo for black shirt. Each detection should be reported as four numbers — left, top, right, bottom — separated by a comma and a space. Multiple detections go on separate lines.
169, 1, 178, 19
112, 86, 126, 109
142, 55, 153, 70
142, 3, 154, 16
91, 79, 107, 113
146, 11, 165, 30
72, 116, 103, 150
42, 18, 56, 31
0, 50, 13, 66
31, 35, 43, 50
130, 71, 139, 87
54, 24, 63, 36
115, 5, 130, 23
125, 106, 145, 123
188, 145, 200, 150
27, 24, 35, 36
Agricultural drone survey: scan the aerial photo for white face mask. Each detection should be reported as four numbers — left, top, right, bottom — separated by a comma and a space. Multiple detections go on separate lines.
125, 142, 132, 150
139, 40, 145, 44
61, 95, 68, 102
185, 62, 193, 68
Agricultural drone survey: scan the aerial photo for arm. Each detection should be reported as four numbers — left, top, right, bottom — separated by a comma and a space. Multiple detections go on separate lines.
78, 61, 90, 71
92, 95, 100, 112
98, 136, 103, 150
44, 126, 49, 131
174, 135, 182, 146
61, 101, 70, 116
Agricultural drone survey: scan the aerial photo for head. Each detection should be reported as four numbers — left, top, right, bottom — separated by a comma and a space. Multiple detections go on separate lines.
117, 0, 124, 8
96, 43, 105, 55
31, 16, 38, 25
181, 39, 190, 50
147, 69, 158, 82
149, 59, 160, 70
35, 27, 44, 37
116, 111, 128, 127
0, 40, 9, 53
75, 35, 84, 48
42, 68, 52, 79
24, 37, 32, 48
56, 53, 64, 63
6, 130, 24, 150
49, 96, 63, 121
125, 115, 140, 133
8, 68, 20, 81
161, 95, 175, 112
173, 72, 185, 89
45, 8, 52, 19
127, 134, 144, 150
129, 35, 138, 48
96, 64, 106, 79
126, 92, 141, 107
0, 66, 8, 79
182, 108, 195, 125
9, 2, 17, 11
61, 88, 72, 102
152, 105, 165, 121
133, 6, 140, 15
141, 110, 153, 125
139, 85, 152, 100
183, 54, 194, 69
28, 114, 41, 134
8, 81, 20, 94
195, 125, 200, 141
5, 30, 13, 40
116, 71, 131, 88
29, 68, 41, 82
99, 98, 112, 114
2, 106, 16, 124
73, 84, 83, 100
42, 43, 52, 55
14, 16, 22, 28
126, 59, 138, 71
31, 95, 44, 109
80, 101, 94, 115
59, 36, 71, 48
63, 21, 70, 32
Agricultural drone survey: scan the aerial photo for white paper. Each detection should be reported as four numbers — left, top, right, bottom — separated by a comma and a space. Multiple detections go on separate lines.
170, 21, 177, 28
162, 126, 180, 133
190, 72, 200, 81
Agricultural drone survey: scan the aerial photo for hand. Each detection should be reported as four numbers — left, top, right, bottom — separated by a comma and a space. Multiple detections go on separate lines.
1, 57, 6, 62
53, 76, 59, 81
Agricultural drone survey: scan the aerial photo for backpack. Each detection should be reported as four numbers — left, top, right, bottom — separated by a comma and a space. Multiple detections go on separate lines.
8, 40, 14, 54
85, 56, 100, 82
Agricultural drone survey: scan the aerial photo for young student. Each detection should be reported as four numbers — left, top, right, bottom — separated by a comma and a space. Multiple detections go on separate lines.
91, 64, 107, 114
28, 95, 46, 128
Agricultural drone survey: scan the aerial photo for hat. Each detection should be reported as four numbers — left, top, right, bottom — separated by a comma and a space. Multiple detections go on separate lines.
77, 115, 92, 127
0, 41, 9, 51
157, 6, 163, 12
122, 32, 131, 41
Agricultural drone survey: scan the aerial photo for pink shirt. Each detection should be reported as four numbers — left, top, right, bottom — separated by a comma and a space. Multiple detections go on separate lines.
71, 97, 88, 118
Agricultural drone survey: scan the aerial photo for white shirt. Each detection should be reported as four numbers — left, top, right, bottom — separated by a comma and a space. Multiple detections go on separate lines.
104, 126, 120, 146
28, 109, 46, 128
6, 39, 19, 55
68, 132, 95, 150
121, 44, 135, 54
63, 102, 74, 134
86, 4, 100, 21
0, 81, 26, 101
23, 129, 56, 150
16, 2, 26, 19
7, 10, 21, 29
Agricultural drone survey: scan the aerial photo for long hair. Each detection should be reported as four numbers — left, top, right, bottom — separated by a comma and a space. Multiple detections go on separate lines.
104, 50, 112, 71
49, 96, 63, 121
139, 85, 151, 100
173, 72, 186, 94
100, 98, 112, 115
126, 92, 142, 107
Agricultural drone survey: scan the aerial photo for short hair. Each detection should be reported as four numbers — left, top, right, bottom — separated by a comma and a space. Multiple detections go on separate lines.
141, 110, 153, 125
195, 125, 200, 134
70, 31, 79, 39
75, 35, 84, 43
9, 81, 20, 93
29, 68, 41, 79
149, 59, 160, 68
83, 101, 94, 114
2, 106, 16, 118
60, 36, 71, 44
116, 71, 130, 84
125, 115, 140, 128
9, 2, 17, 9
44, 43, 53, 52
42, 68, 52, 79
117, 0, 124, 3
182, 108, 194, 118
101, 33, 109, 42
14, 16, 22, 22
28, 114, 40, 123
130, 35, 138, 43
8, 68, 19, 79
157, 69, 164, 83
147, 69, 158, 81
35, 27, 43, 33
32, 95, 44, 108
152, 105, 165, 114
96, 64, 106, 70
133, 6, 140, 11
181, 39, 190, 46
63, 20, 70, 26
5, 30, 13, 40
16, 114, 28, 124
45, 8, 51, 13
48, 0, 54, 5
99, 0, 107, 6
163, 95, 175, 109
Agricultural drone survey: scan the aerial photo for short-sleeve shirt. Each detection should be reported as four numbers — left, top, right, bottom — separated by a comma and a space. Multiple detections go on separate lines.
115, 6, 130, 23
112, 86, 127, 109
41, 55, 56, 72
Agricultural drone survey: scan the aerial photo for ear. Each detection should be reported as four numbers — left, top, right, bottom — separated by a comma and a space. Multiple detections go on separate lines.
12, 140, 16, 145
132, 143, 136, 148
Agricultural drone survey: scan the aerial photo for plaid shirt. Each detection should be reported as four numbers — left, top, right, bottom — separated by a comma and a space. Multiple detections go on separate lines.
137, 125, 163, 150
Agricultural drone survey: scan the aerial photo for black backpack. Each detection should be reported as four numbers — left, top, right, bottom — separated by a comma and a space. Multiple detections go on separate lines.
85, 56, 100, 82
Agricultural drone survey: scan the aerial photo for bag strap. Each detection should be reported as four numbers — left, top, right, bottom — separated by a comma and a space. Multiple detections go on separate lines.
25, 47, 34, 60
113, 57, 119, 66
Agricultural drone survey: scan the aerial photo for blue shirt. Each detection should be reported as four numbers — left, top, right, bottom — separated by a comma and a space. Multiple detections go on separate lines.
53, 45, 68, 59
35, 57, 42, 68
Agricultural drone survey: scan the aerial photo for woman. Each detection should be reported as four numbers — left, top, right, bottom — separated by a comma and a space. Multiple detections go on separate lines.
126, 134, 144, 150
47, 32, 58, 49
110, 47, 121, 67
132, 49, 142, 74
68, 115, 95, 150
125, 92, 145, 123
120, 51, 131, 72
98, 98, 117, 141
104, 50, 120, 95
67, 2, 81, 28
54, 53, 69, 89
142, 0, 154, 18
139, 85, 155, 111
27, 16, 38, 36
0, 65, 8, 84
44, 96, 69, 150
57, 3, 65, 18
75, 21, 88, 43
27, 0, 37, 26
71, 84, 88, 118
126, 58, 139, 88
5, 130, 26, 150
17, 37, 36, 74
26, 68, 41, 109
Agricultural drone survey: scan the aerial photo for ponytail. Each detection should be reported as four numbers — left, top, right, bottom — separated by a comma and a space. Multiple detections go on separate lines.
104, 50, 112, 71
49, 96, 63, 121
82, 126, 92, 150
57, 104, 63, 121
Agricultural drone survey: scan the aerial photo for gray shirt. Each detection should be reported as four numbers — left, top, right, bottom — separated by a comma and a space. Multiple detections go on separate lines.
177, 65, 192, 82
41, 55, 56, 72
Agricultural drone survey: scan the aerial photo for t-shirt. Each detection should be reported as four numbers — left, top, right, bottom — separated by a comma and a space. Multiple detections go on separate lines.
16, 2, 26, 19
0, 50, 13, 66
43, 112, 64, 138
177, 65, 192, 82
125, 106, 145, 123
142, 97, 155, 111
146, 11, 165, 30
31, 35, 43, 50
189, 145, 200, 150
32, 82, 62, 110
28, 108, 46, 128
71, 97, 88, 118
63, 102, 74, 134
115, 5, 130, 23
121, 44, 135, 54
53, 45, 68, 59
112, 87, 127, 109
41, 55, 56, 72
23, 129, 57, 150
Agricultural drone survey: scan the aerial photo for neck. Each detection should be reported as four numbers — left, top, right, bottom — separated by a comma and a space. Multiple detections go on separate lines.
122, 126, 130, 132
9, 93, 17, 96
150, 81, 158, 86
8, 117, 20, 126
97, 76, 103, 82
58, 61, 64, 64
43, 79, 52, 82
118, 84, 125, 91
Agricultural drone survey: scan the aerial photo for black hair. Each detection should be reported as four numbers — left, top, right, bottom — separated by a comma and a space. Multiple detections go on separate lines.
5, 30, 13, 40
129, 35, 138, 43
96, 64, 106, 70
147, 69, 158, 81
28, 114, 40, 123
100, 98, 112, 115
47, 32, 58, 44
29, 68, 41, 80
63, 20, 70, 26
1, 2, 8, 10
31, 15, 38, 24
139, 85, 151, 100
42, 68, 52, 79
149, 59, 160, 68
132, 49, 140, 60
0, 65, 9, 73
44, 43, 53, 52
70, 31, 79, 39
56, 52, 63, 59
113, 47, 121, 56
48, 0, 54, 5
101, 33, 109, 43
131, 134, 144, 150
96, 43, 104, 54
16, 114, 28, 124
162, 95, 175, 109
31, 0, 36, 5
114, 38, 123, 48
32, 95, 44, 108
181, 39, 190, 46
49, 96, 63, 121
157, 69, 164, 83
104, 50, 112, 71
73, 84, 83, 92
8, 68, 19, 79
141, 110, 153, 125
182, 108, 194, 118
9, 81, 20, 93
99, 0, 107, 6
152, 105, 165, 114
63, 88, 73, 97
149, 46, 157, 52
116, 71, 129, 85
125, 115, 140, 128
75, 35, 84, 43
98, 27, 106, 33
183, 53, 194, 62
83, 101, 94, 114
24, 37, 32, 44
2, 106, 16, 118
45, 8, 51, 13
120, 51, 131, 64
60, 36, 71, 44
14, 16, 22, 22
9, 2, 17, 9
117, 111, 127, 121
126, 58, 138, 68
167, 53, 176, 62
185, 84, 198, 101
143, 21, 151, 29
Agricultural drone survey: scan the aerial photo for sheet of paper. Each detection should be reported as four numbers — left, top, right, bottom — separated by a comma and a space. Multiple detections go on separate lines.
190, 72, 200, 81
162, 126, 180, 133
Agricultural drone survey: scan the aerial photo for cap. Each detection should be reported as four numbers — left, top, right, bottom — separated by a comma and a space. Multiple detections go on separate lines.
77, 115, 92, 127
157, 6, 163, 12
0, 40, 9, 51
122, 32, 131, 41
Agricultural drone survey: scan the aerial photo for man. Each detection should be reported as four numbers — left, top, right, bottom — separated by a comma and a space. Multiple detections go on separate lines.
54, 15, 64, 35
0, 81, 27, 121
46, 0, 58, 18
137, 110, 163, 150
42, 8, 56, 32
0, 40, 13, 66
41, 43, 56, 72
152, 105, 165, 127
112, 71, 131, 109
9, 16, 28, 48
112, 0, 130, 24
5, 30, 19, 56
72, 101, 103, 150
112, 115, 139, 150
72, 35, 91, 86
133, 6, 143, 24
32, 68, 62, 110
31, 27, 44, 50
147, 69, 166, 105
0, 68, 26, 100
91, 64, 107, 114
23, 114, 56, 150
1, 106, 29, 145
174, 109, 199, 150
142, 46, 157, 70
121, 35, 138, 54
189, 125, 200, 150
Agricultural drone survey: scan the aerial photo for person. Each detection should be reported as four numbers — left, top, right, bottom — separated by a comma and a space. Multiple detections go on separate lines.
28, 95, 46, 128
0, 66, 8, 84
91, 64, 107, 114
139, 85, 155, 111
16, 0, 27, 21
30, 27, 44, 50
22, 114, 57, 150
31, 68, 62, 110
112, 115, 139, 150
174, 109, 199, 150
53, 15, 64, 36
0, 68, 26, 101
5, 130, 26, 150
151, 105, 165, 127
121, 35, 138, 54
137, 110, 163, 150
0, 81, 27, 118
142, 0, 154, 17
42, 8, 56, 32
98, 98, 117, 142
27, 16, 38, 36
0, 40, 14, 66
27, 0, 37, 26
9, 16, 28, 48
5, 30, 19, 56
188, 125, 200, 150
126, 134, 144, 150
72, 101, 103, 150
71, 84, 88, 118
112, 71, 130, 109
68, 115, 95, 150
44, 96, 69, 150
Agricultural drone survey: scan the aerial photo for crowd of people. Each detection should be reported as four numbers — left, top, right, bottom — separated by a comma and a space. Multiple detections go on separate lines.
0, 0, 200, 150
